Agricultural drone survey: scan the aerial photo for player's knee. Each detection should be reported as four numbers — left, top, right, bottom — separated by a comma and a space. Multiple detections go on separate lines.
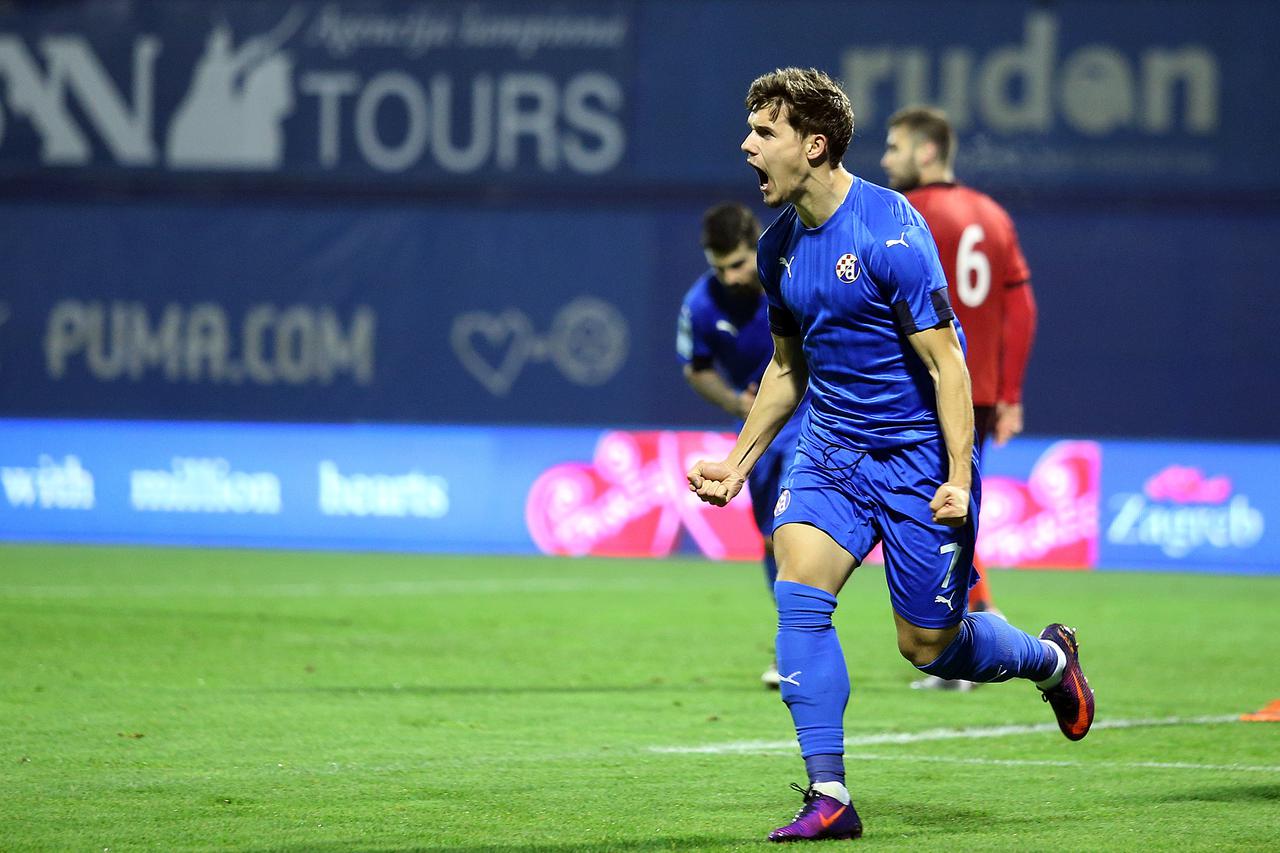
897, 637, 942, 667
776, 563, 823, 589
773, 528, 852, 593
774, 549, 821, 587
896, 625, 955, 667
775, 558, 844, 593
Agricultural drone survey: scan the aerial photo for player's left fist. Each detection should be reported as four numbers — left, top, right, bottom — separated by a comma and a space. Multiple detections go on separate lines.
929, 484, 970, 527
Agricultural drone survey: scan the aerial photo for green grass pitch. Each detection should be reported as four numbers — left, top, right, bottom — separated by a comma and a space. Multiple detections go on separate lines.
2, 543, 1278, 851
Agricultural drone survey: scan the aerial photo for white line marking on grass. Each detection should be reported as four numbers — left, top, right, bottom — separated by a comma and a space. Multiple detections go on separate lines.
648, 714, 1242, 755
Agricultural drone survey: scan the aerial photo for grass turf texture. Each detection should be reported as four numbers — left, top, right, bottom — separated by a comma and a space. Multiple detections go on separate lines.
2, 544, 1278, 851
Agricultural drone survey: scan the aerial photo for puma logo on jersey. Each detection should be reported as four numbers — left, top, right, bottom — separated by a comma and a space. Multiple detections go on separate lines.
885, 232, 910, 248
934, 593, 955, 610
779, 256, 796, 278
714, 319, 739, 336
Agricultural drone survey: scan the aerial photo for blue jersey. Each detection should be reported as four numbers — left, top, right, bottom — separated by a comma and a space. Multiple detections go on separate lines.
758, 176, 964, 451
677, 271, 775, 392
676, 270, 806, 455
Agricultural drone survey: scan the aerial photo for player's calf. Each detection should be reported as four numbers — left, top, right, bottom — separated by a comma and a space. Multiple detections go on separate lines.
774, 581, 850, 776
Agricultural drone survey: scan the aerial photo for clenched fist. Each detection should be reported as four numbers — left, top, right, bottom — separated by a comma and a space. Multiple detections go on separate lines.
687, 459, 747, 507
929, 483, 970, 527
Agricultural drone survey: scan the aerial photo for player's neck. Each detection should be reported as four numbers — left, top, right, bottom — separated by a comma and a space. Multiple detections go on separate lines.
918, 166, 954, 186
793, 167, 854, 229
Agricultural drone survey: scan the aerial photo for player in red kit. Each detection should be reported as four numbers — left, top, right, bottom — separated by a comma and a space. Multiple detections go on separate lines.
881, 106, 1038, 690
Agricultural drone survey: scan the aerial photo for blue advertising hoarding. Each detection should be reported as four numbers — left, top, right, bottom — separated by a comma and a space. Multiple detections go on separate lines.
1097, 440, 1274, 574
0, 201, 666, 424
2, 198, 1278, 439
0, 417, 595, 552
0, 0, 633, 189
0, 1, 1276, 438
0, 0, 1272, 196
2, 418, 1277, 574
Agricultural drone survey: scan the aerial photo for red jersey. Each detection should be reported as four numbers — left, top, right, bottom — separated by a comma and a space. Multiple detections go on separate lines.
905, 183, 1036, 407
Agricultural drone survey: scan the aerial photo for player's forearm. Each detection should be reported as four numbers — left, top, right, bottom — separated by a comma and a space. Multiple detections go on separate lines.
909, 327, 975, 489
684, 367, 744, 418
934, 356, 975, 490
728, 356, 804, 475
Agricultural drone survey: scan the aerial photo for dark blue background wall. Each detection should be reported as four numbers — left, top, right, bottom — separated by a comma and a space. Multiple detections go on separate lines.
1, 0, 1276, 439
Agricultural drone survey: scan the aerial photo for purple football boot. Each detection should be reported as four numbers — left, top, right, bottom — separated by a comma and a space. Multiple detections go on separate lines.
1038, 623, 1095, 741
767, 783, 863, 842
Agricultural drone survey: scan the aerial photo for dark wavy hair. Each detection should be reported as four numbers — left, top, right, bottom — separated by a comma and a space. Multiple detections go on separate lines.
700, 203, 761, 255
746, 67, 854, 165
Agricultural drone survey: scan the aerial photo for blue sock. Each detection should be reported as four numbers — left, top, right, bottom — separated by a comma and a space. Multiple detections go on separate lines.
775, 581, 848, 784
918, 612, 1056, 683
804, 753, 845, 786
763, 551, 779, 599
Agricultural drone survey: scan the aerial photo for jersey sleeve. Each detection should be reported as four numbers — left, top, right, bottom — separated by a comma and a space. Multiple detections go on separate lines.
758, 237, 802, 338
871, 222, 954, 334
1001, 208, 1031, 287
994, 205, 1034, 401
999, 280, 1036, 403
676, 292, 714, 368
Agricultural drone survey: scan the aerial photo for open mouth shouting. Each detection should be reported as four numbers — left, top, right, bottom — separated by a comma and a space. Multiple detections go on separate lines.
751, 162, 770, 195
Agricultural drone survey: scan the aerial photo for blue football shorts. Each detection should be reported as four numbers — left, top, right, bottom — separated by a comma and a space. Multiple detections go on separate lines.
772, 436, 981, 629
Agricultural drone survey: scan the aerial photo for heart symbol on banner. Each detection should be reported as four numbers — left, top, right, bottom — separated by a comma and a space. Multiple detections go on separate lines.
450, 310, 536, 396
525, 432, 681, 557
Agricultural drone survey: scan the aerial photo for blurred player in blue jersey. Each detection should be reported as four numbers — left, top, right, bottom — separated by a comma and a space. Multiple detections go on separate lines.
677, 202, 808, 689
686, 68, 1094, 843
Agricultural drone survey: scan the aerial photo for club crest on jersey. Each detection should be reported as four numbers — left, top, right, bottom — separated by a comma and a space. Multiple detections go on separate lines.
835, 253, 861, 283
774, 489, 791, 517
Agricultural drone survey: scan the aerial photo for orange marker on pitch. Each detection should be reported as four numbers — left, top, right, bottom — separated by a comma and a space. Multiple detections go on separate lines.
1240, 699, 1280, 722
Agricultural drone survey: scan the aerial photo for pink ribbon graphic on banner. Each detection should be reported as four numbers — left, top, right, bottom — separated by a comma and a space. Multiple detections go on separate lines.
525, 430, 764, 560
1143, 465, 1232, 505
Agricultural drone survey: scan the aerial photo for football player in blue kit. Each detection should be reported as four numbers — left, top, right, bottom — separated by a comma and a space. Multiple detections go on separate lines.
677, 202, 809, 689
686, 68, 1094, 843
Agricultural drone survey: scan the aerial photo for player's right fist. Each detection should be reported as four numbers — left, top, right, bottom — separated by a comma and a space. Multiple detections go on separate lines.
687, 459, 746, 507
929, 483, 970, 527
